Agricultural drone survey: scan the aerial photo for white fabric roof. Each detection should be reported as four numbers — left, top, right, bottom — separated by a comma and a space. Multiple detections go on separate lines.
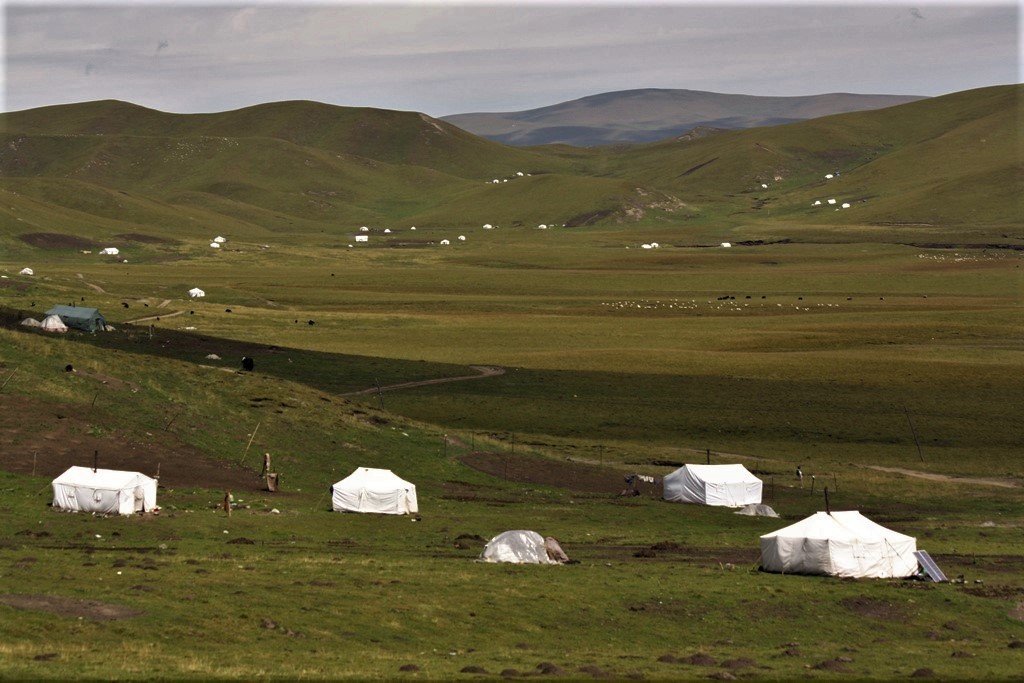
663, 464, 762, 507
40, 314, 68, 333
760, 510, 918, 578
331, 467, 418, 515
52, 466, 157, 516
479, 530, 557, 564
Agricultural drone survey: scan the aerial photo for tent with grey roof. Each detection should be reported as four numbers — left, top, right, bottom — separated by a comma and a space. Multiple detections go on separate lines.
44, 305, 107, 333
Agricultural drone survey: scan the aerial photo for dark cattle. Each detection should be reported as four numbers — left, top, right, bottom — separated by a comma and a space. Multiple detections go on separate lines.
241, 357, 254, 372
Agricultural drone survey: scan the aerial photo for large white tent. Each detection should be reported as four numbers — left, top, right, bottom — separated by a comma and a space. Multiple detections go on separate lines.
331, 467, 418, 515
478, 530, 565, 564
52, 466, 157, 516
759, 510, 918, 579
663, 464, 762, 507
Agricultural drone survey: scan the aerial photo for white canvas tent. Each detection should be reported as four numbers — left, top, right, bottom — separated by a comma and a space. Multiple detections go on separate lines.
759, 510, 918, 579
478, 530, 566, 564
40, 314, 68, 333
331, 467, 418, 515
52, 466, 157, 515
663, 464, 762, 507
188, 287, 205, 298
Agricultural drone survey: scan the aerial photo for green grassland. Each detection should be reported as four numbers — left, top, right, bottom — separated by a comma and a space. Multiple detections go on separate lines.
0, 86, 1022, 679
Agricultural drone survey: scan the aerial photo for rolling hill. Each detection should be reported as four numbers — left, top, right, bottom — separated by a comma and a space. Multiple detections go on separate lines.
441, 89, 927, 146
0, 84, 1020, 250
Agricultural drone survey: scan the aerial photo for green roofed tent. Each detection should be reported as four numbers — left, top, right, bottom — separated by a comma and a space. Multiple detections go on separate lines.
44, 305, 107, 333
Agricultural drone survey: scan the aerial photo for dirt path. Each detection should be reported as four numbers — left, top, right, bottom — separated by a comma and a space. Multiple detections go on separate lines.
341, 365, 505, 396
76, 273, 107, 294
124, 309, 186, 324
861, 465, 1019, 489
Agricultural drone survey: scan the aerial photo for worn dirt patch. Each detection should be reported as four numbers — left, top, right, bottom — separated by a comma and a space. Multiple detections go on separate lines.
862, 465, 1018, 489
840, 596, 908, 622
0, 593, 143, 620
113, 233, 178, 245
18, 233, 98, 250
0, 394, 263, 491
459, 450, 649, 495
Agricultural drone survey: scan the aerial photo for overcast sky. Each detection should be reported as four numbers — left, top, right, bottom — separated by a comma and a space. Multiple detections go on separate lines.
2, 1, 1020, 116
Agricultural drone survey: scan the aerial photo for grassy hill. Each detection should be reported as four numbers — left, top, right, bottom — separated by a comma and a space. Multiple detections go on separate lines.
0, 85, 1022, 679
1, 85, 1021, 253
441, 88, 926, 146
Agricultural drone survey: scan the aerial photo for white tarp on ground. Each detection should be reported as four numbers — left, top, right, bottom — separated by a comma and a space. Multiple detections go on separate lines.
663, 464, 762, 507
735, 503, 779, 518
760, 510, 918, 579
478, 530, 564, 564
40, 314, 68, 333
52, 466, 157, 515
331, 467, 418, 515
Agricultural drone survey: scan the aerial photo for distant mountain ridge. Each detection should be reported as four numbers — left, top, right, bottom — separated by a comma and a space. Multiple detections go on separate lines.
441, 89, 927, 147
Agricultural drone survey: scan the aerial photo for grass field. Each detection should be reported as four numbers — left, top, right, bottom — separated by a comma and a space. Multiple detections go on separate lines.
1, 220, 1022, 680
0, 87, 1022, 679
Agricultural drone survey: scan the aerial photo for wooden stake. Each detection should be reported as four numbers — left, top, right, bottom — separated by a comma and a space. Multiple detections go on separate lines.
0, 367, 17, 393
904, 406, 925, 462
239, 421, 261, 464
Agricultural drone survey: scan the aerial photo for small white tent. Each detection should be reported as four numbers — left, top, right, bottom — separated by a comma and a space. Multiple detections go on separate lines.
40, 314, 68, 333
188, 287, 206, 298
759, 510, 918, 579
663, 464, 762, 507
479, 530, 564, 564
52, 466, 157, 515
331, 467, 418, 515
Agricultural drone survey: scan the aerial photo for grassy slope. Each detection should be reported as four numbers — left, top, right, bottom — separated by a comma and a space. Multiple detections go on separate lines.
0, 86, 1022, 679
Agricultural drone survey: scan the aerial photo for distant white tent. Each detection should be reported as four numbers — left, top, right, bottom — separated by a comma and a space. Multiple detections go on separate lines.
663, 464, 762, 507
355, 235, 369, 243
331, 467, 418, 515
209, 242, 221, 249
19, 267, 34, 276
20, 318, 41, 328
478, 530, 567, 564
100, 247, 120, 255
188, 287, 205, 298
760, 511, 918, 579
213, 236, 227, 243
52, 466, 157, 515
40, 314, 68, 333
439, 239, 450, 245
721, 242, 732, 248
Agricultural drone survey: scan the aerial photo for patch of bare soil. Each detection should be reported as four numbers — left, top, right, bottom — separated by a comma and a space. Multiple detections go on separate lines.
18, 233, 97, 250
862, 465, 1019, 489
459, 450, 645, 495
113, 233, 177, 245
0, 593, 143, 620
840, 596, 908, 622
0, 394, 263, 491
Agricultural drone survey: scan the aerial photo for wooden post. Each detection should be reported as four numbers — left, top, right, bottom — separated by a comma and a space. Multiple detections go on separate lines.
374, 378, 384, 410
825, 487, 831, 513
261, 452, 271, 477
810, 475, 816, 495
904, 406, 924, 462
239, 421, 261, 464
93, 450, 98, 472
0, 367, 17, 393
706, 448, 710, 465
223, 491, 232, 516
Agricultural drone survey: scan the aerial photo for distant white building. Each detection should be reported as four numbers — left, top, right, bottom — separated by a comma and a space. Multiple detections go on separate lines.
189, 287, 205, 298
355, 235, 368, 243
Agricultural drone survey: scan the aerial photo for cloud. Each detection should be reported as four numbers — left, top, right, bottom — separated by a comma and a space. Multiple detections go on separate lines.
2, 2, 1019, 115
